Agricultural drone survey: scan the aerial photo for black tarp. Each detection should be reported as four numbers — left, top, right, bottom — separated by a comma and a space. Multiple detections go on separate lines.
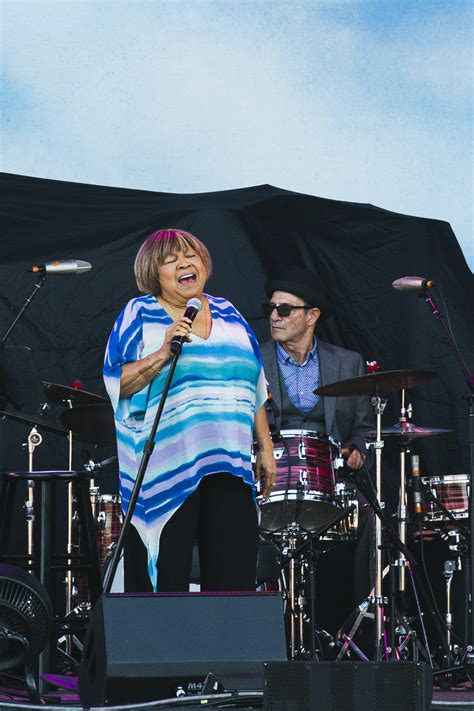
1, 172, 472, 483
1, 171, 473, 633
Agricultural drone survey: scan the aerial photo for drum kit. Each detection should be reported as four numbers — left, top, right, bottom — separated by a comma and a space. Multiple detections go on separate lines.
255, 368, 470, 665
0, 363, 470, 670
0, 376, 119, 628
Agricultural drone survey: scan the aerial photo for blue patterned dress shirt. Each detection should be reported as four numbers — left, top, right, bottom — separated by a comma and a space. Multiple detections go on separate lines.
276, 338, 320, 413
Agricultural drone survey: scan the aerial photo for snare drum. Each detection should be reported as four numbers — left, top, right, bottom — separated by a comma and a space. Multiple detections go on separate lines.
421, 474, 470, 522
321, 482, 359, 541
254, 429, 340, 532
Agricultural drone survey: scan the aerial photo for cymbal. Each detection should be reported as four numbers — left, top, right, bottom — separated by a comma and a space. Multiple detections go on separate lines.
60, 404, 116, 446
0, 409, 68, 435
42, 381, 108, 407
366, 422, 452, 440
315, 369, 438, 397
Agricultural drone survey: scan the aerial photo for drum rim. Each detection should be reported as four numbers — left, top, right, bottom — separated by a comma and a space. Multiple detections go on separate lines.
258, 489, 337, 504
422, 473, 469, 484
276, 429, 340, 448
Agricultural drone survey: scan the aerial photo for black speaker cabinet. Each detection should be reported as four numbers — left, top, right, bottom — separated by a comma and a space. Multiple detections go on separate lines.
264, 661, 433, 711
78, 591, 286, 706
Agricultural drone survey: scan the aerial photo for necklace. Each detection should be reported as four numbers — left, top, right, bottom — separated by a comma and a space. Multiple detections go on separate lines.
160, 298, 182, 317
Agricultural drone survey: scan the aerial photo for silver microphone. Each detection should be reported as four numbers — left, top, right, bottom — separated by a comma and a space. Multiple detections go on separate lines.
31, 260, 92, 275
392, 276, 434, 292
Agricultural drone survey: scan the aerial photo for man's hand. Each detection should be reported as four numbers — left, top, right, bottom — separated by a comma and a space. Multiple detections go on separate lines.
342, 447, 365, 470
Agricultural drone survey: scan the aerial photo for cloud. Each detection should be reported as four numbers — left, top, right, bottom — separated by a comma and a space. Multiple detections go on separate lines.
0, 0, 472, 266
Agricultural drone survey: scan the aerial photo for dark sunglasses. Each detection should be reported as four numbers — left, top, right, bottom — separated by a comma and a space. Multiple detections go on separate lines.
262, 302, 312, 318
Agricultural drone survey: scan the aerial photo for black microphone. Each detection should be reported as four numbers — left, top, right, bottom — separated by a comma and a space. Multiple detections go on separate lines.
392, 276, 435, 292
31, 260, 92, 275
411, 454, 423, 520
170, 297, 202, 354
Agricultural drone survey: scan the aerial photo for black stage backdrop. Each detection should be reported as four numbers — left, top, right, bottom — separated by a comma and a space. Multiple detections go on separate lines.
0, 173, 473, 598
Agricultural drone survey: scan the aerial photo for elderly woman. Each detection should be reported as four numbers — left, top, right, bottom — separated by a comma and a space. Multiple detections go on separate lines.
104, 228, 275, 592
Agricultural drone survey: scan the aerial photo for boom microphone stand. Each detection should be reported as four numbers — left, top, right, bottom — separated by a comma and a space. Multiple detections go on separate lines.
420, 285, 474, 654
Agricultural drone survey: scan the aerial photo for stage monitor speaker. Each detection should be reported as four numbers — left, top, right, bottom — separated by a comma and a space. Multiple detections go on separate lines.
78, 591, 287, 707
264, 661, 433, 711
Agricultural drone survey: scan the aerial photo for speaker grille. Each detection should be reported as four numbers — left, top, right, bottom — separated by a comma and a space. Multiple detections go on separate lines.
264, 661, 432, 711
374, 663, 419, 711
330, 662, 354, 711
264, 662, 310, 711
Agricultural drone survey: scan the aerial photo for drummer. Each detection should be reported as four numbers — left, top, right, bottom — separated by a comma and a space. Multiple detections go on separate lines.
260, 266, 375, 614
260, 266, 374, 462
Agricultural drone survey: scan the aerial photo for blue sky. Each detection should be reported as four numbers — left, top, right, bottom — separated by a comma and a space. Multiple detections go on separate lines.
1, 0, 472, 268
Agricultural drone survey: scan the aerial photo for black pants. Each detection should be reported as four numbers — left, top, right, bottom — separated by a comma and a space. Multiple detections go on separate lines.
124, 472, 259, 592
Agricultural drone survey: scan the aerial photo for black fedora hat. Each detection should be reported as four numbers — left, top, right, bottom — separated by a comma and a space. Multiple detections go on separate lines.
264, 266, 332, 320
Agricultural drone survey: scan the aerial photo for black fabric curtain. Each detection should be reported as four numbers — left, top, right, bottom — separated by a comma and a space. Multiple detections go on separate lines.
0, 172, 473, 504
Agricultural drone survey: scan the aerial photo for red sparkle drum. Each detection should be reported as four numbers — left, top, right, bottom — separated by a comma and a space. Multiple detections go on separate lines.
255, 429, 341, 532
421, 474, 470, 522
72, 491, 123, 602
95, 494, 123, 565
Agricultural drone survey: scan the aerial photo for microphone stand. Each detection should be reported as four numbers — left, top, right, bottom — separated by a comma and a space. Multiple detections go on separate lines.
421, 288, 474, 653
103, 345, 182, 594
0, 273, 47, 345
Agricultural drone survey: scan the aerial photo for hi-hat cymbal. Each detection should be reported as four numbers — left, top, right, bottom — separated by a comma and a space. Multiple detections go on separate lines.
0, 409, 68, 435
315, 369, 438, 397
60, 404, 115, 446
42, 382, 108, 407
366, 422, 452, 440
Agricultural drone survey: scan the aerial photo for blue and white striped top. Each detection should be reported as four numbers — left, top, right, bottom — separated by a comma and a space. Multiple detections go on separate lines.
104, 293, 267, 588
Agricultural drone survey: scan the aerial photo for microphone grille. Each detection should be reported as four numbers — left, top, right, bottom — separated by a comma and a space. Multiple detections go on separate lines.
186, 297, 202, 312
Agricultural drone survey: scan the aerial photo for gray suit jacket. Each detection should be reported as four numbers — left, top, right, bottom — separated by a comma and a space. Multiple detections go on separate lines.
260, 339, 374, 452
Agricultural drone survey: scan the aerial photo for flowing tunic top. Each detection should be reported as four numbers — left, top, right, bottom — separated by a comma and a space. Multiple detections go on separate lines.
104, 293, 267, 588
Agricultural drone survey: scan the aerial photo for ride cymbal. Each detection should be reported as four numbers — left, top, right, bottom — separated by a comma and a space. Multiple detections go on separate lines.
314, 369, 438, 397
42, 382, 108, 407
0, 409, 68, 435
366, 422, 452, 440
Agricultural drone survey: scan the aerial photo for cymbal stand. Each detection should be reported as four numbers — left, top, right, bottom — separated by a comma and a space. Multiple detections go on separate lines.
25, 426, 43, 572
369, 390, 387, 660
396, 389, 411, 595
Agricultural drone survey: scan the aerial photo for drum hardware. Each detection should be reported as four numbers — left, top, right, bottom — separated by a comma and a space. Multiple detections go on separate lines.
316, 368, 437, 660
277, 504, 357, 660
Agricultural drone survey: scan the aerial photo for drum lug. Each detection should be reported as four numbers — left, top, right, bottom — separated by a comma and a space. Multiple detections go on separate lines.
298, 442, 306, 458
274, 447, 284, 460
299, 470, 308, 489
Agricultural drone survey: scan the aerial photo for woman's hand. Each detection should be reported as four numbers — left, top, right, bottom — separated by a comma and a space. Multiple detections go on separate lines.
254, 445, 277, 499
253, 406, 276, 499
160, 316, 194, 359
119, 316, 194, 398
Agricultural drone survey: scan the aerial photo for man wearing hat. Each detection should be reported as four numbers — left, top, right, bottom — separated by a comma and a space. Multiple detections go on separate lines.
260, 267, 374, 629
260, 266, 373, 460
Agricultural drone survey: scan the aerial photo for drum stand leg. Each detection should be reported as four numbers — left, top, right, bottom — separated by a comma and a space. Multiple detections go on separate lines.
26, 427, 43, 572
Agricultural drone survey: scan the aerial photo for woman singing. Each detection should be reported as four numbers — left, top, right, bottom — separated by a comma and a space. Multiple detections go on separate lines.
104, 229, 275, 592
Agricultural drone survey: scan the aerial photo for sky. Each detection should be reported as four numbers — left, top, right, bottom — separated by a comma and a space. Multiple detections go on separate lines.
1, 0, 473, 269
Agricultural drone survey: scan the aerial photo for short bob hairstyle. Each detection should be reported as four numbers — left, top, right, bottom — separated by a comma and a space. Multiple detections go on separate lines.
134, 229, 213, 296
